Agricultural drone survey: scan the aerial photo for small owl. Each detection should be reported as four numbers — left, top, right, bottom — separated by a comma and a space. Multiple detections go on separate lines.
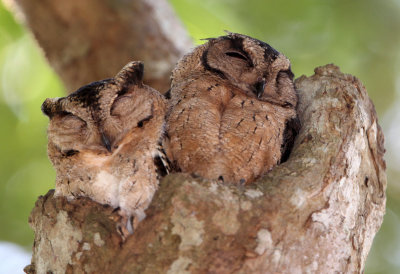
42, 61, 168, 233
166, 33, 299, 184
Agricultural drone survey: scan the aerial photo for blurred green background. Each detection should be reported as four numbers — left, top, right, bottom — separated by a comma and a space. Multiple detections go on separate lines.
0, 0, 399, 272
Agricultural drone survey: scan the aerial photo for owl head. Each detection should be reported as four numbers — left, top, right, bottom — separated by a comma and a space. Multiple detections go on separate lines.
42, 61, 165, 160
41, 61, 167, 211
172, 32, 297, 108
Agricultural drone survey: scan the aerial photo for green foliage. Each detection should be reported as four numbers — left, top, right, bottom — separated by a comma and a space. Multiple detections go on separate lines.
1, 0, 399, 272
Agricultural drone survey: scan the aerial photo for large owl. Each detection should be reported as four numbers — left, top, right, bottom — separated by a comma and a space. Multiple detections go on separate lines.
166, 33, 299, 184
42, 61, 168, 233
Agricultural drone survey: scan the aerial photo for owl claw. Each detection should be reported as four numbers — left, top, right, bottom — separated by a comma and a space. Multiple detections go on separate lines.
127, 216, 134, 234
101, 131, 112, 152
116, 214, 134, 240
116, 223, 129, 240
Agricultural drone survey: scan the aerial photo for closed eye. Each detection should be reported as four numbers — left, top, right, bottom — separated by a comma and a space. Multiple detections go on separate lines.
225, 51, 249, 61
59, 112, 86, 129
277, 69, 294, 80
62, 149, 79, 157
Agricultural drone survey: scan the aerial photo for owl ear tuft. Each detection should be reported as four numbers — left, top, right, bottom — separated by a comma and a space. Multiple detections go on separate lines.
41, 98, 59, 118
115, 61, 144, 87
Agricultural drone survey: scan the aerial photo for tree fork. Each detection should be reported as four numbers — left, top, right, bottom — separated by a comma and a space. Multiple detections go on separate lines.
25, 65, 386, 273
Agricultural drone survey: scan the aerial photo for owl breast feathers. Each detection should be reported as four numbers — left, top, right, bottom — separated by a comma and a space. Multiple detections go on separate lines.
42, 61, 167, 232
165, 33, 299, 184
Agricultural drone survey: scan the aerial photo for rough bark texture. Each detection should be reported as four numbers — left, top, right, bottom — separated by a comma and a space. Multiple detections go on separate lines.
9, 0, 193, 93
25, 65, 386, 273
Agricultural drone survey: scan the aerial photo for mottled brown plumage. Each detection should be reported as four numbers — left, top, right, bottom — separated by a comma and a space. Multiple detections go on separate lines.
42, 61, 167, 233
166, 33, 299, 184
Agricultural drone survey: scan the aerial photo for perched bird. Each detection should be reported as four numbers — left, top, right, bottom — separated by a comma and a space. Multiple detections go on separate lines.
165, 33, 299, 184
42, 61, 168, 233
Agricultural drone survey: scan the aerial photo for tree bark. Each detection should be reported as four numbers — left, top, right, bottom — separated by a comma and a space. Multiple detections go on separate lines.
8, 0, 193, 93
25, 64, 386, 273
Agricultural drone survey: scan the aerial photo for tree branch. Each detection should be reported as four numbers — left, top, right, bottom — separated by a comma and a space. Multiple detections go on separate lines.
25, 65, 386, 273
9, 0, 193, 92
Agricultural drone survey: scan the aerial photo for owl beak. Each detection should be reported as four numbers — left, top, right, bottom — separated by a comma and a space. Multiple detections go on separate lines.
101, 132, 112, 152
254, 78, 266, 98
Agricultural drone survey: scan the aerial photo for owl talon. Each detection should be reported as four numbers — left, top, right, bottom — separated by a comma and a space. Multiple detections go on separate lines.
116, 223, 129, 240
116, 215, 134, 239
127, 216, 134, 234
112, 206, 121, 213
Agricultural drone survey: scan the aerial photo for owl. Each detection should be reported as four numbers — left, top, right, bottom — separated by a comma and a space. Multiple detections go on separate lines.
166, 33, 299, 184
42, 61, 168, 233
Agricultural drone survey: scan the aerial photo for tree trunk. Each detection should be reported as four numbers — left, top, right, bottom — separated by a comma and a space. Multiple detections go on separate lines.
24, 64, 386, 273
9, 0, 193, 93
